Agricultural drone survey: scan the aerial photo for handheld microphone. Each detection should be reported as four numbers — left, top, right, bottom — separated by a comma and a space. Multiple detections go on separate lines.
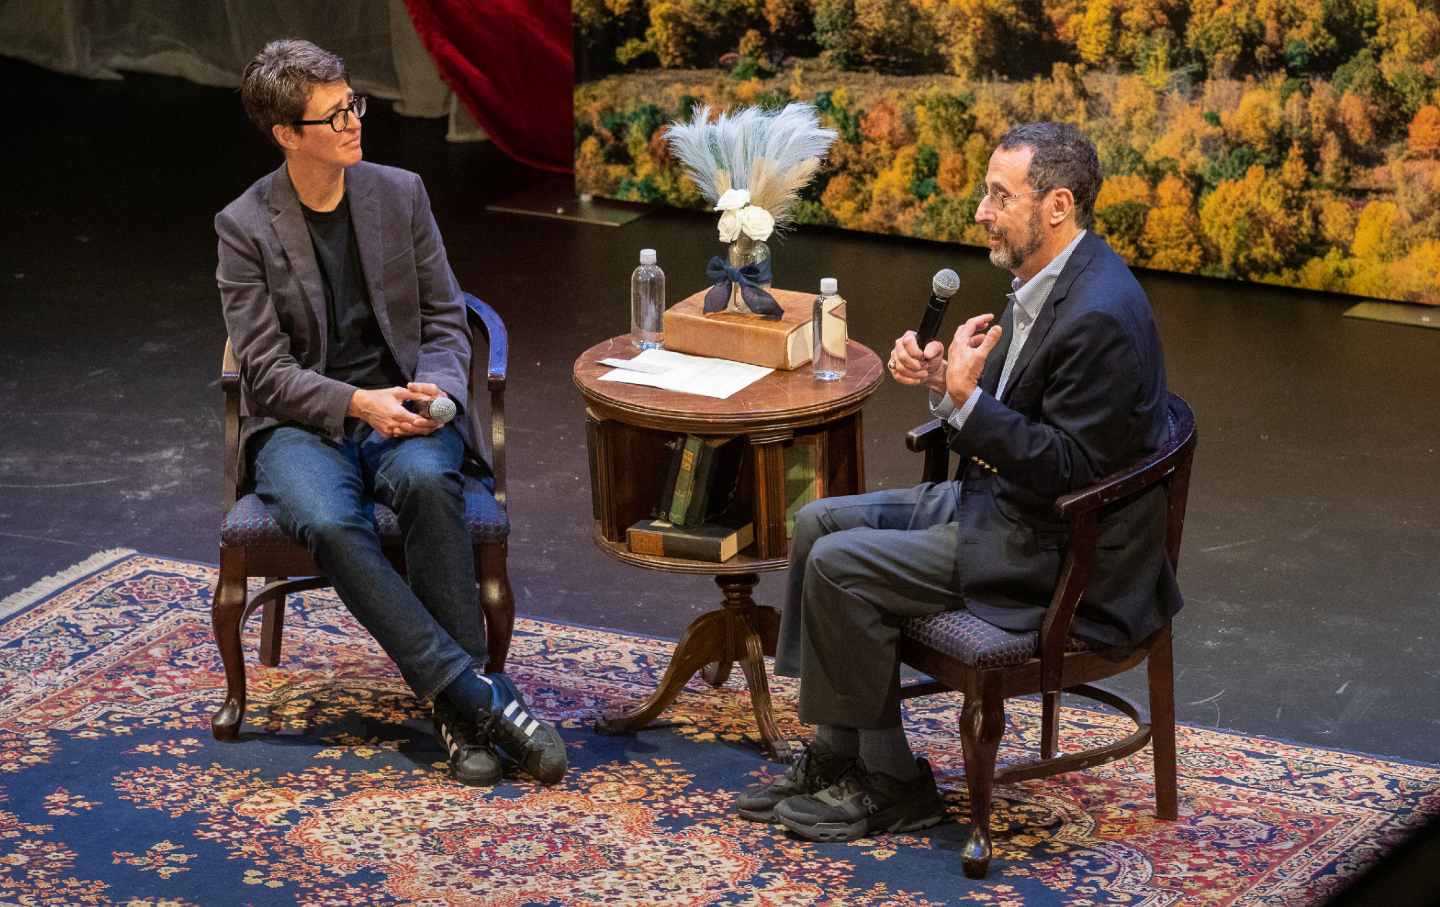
408, 396, 456, 424
916, 268, 960, 349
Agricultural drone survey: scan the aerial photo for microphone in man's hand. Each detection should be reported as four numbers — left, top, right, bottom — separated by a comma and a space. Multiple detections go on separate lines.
915, 268, 961, 350
407, 396, 456, 424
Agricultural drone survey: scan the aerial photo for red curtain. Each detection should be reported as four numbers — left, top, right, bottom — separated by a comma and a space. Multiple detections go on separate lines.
403, 0, 573, 174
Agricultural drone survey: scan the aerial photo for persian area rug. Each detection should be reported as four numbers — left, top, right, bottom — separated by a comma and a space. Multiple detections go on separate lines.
2, 552, 1437, 905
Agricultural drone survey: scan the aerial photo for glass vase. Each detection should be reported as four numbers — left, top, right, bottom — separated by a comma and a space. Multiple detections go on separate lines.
726, 235, 772, 314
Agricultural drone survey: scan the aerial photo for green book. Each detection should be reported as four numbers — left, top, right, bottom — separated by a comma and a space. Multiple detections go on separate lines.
682, 436, 744, 526
653, 436, 685, 519
667, 434, 705, 525
783, 435, 825, 537
627, 517, 755, 562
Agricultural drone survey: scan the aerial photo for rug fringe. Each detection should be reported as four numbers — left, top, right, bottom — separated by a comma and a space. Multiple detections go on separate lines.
0, 548, 137, 621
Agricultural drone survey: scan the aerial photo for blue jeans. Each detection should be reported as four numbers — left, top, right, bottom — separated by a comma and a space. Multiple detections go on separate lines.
251, 422, 484, 702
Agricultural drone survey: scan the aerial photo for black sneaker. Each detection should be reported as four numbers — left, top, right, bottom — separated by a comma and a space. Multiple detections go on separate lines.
432, 699, 502, 786
476, 673, 568, 785
736, 740, 856, 823
774, 758, 946, 841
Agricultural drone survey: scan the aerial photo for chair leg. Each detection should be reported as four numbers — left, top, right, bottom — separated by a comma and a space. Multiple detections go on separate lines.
258, 578, 285, 668
960, 682, 1006, 879
1147, 628, 1179, 820
211, 553, 249, 741
478, 541, 515, 674
1040, 691, 1060, 760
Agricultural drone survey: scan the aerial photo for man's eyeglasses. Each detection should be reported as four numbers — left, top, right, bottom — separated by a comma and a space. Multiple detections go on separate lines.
292, 95, 367, 132
974, 184, 1049, 211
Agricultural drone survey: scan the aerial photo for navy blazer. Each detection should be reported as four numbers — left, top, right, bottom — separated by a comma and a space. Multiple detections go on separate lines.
215, 161, 477, 476
947, 231, 1182, 647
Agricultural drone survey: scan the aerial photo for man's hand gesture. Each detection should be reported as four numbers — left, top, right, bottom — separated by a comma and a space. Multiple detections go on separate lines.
945, 314, 1004, 407
887, 330, 947, 394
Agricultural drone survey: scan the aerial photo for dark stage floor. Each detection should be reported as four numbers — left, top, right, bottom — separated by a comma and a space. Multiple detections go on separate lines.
2, 58, 1438, 775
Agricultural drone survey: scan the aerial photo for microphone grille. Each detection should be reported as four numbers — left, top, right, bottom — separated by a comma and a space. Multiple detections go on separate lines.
932, 268, 960, 298
429, 396, 457, 424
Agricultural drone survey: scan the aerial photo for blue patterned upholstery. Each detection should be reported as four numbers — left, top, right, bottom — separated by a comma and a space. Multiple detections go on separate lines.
220, 475, 508, 550
901, 609, 1096, 668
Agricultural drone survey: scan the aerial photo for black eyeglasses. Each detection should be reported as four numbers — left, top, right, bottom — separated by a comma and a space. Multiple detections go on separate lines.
292, 95, 367, 132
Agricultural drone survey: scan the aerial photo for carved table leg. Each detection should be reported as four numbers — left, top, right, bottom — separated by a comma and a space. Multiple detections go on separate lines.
718, 575, 790, 761
595, 609, 729, 735
596, 573, 790, 760
700, 608, 735, 688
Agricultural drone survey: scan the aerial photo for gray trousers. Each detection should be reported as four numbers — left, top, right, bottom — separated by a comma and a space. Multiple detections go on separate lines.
776, 482, 963, 729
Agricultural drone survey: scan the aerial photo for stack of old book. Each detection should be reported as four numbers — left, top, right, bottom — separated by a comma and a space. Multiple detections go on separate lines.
626, 435, 753, 562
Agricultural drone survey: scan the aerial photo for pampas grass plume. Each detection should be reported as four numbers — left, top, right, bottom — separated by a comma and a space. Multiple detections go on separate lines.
665, 103, 836, 231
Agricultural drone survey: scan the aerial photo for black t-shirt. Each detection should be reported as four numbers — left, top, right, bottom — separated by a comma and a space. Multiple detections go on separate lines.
301, 194, 404, 392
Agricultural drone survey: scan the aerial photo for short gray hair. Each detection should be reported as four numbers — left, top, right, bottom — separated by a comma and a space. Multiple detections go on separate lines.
241, 39, 349, 145
997, 122, 1101, 229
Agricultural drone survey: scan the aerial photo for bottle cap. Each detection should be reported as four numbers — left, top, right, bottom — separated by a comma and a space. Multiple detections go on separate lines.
820, 277, 837, 295
639, 248, 657, 265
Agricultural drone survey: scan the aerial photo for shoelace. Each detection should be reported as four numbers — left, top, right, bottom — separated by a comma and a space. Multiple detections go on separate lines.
785, 745, 815, 783
826, 763, 869, 800
437, 706, 482, 753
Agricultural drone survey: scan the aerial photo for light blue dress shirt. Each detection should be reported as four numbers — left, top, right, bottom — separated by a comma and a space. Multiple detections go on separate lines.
929, 230, 1087, 429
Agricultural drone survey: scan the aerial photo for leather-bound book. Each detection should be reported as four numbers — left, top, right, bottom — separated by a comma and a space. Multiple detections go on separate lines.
662, 288, 828, 370
626, 517, 755, 562
666, 435, 706, 525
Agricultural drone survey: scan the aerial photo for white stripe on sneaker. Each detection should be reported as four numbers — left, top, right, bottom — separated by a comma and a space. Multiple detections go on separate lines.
503, 700, 520, 719
523, 717, 539, 738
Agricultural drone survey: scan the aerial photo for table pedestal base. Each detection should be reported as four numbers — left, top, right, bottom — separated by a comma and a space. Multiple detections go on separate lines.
596, 573, 792, 761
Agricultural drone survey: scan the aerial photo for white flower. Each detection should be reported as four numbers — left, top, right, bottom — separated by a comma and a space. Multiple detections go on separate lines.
714, 188, 751, 211
717, 209, 742, 242
737, 205, 775, 242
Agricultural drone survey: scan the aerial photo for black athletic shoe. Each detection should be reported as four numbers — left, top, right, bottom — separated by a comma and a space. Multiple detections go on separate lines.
774, 758, 946, 841
736, 740, 857, 823
476, 673, 568, 785
432, 699, 503, 786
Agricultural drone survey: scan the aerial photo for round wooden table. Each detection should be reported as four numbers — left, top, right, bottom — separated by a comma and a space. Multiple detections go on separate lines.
573, 336, 883, 759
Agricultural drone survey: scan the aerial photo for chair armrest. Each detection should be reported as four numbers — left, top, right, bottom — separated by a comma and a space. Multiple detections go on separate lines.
221, 341, 241, 511
464, 294, 508, 392
906, 418, 943, 452
221, 341, 239, 392
463, 294, 508, 505
906, 419, 951, 485
1054, 446, 1185, 518
1055, 394, 1197, 519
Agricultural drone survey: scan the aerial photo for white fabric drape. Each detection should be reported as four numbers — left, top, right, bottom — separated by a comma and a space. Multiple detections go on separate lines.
0, 0, 485, 140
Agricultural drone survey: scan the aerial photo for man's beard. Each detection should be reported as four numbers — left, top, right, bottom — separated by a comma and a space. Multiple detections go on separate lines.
988, 206, 1044, 271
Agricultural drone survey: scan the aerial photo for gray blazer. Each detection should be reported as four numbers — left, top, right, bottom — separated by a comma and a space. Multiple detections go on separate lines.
215, 161, 476, 477
947, 231, 1182, 647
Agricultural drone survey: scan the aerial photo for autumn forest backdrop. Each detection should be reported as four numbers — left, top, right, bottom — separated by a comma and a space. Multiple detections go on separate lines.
573, 0, 1440, 303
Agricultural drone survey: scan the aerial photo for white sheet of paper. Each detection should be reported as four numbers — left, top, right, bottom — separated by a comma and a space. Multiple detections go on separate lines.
597, 348, 773, 399
597, 356, 669, 374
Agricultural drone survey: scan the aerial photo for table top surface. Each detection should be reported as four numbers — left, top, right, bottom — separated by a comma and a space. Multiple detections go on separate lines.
573, 336, 884, 432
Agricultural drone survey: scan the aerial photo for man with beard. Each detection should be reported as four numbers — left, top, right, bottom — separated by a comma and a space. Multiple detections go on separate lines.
737, 122, 1179, 841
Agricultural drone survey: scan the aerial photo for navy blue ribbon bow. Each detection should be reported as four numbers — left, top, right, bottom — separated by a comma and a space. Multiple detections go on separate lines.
703, 255, 782, 319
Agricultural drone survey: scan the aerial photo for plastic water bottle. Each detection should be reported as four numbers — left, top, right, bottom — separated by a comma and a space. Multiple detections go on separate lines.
812, 277, 846, 381
631, 248, 665, 349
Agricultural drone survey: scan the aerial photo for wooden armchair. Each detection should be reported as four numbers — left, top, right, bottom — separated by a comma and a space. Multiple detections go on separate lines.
898, 393, 1196, 878
210, 293, 515, 740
